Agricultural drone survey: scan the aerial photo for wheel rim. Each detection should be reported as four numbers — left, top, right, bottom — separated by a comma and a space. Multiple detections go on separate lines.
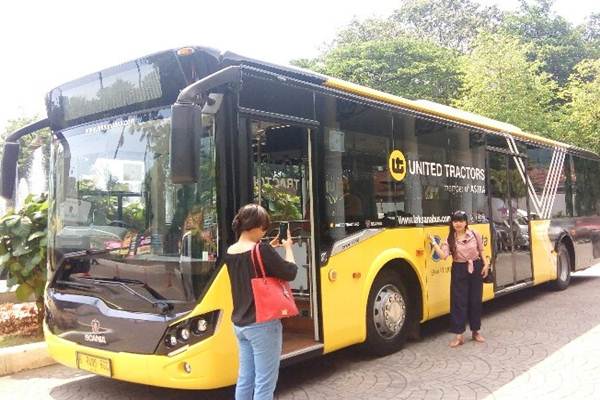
372, 284, 406, 339
559, 250, 569, 281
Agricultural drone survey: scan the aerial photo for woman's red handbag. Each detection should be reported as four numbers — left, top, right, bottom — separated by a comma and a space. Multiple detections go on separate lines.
250, 244, 299, 322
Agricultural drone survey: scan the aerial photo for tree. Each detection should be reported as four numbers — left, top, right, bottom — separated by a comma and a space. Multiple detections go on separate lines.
557, 59, 600, 153
389, 0, 502, 52
500, 0, 589, 87
330, 17, 403, 48
293, 37, 463, 104
582, 13, 600, 59
455, 32, 558, 136
328, 0, 502, 53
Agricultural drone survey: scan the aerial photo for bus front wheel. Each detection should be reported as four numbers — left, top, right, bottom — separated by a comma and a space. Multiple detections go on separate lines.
551, 243, 571, 291
365, 270, 411, 356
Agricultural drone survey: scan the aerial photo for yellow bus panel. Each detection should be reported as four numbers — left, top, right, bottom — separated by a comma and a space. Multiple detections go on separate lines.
530, 220, 558, 284
320, 228, 426, 353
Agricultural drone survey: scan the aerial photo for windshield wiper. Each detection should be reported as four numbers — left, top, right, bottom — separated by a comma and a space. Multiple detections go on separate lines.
76, 276, 185, 303
55, 279, 95, 290
61, 247, 124, 260
77, 276, 177, 315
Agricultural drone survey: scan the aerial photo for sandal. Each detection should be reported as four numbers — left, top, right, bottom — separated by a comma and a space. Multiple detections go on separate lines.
449, 336, 464, 348
472, 332, 485, 343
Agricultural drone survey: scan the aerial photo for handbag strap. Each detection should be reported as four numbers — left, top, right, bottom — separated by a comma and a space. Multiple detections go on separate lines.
251, 243, 267, 279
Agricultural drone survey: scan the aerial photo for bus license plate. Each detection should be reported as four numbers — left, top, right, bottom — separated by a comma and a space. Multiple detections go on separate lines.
76, 352, 112, 377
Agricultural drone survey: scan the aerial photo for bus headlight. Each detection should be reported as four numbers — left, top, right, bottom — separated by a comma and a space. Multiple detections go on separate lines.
194, 319, 208, 334
165, 334, 178, 347
178, 327, 191, 341
157, 310, 220, 355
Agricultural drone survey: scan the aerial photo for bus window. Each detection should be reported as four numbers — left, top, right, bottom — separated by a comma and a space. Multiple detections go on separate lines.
392, 112, 487, 226
319, 97, 395, 243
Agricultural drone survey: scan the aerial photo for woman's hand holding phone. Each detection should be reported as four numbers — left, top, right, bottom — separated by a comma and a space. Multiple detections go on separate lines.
270, 222, 292, 249
282, 228, 293, 250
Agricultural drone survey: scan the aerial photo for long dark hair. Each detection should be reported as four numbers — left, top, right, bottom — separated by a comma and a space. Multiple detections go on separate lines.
447, 210, 469, 258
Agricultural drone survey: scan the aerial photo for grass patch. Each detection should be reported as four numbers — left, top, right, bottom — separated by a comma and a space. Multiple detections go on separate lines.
0, 333, 44, 348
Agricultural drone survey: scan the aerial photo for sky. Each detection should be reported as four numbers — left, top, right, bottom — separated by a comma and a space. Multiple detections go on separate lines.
0, 0, 598, 133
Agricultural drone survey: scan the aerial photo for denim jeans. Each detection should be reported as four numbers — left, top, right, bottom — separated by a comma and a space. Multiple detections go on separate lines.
233, 319, 282, 400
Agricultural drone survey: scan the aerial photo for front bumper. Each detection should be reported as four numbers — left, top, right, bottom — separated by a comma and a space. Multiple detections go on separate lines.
43, 318, 238, 390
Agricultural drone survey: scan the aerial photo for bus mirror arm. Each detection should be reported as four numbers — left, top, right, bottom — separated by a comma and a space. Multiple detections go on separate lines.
1, 118, 49, 200
170, 67, 239, 184
1, 142, 20, 200
175, 66, 240, 105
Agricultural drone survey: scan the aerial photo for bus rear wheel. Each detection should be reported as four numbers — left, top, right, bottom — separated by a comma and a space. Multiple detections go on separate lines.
365, 270, 411, 356
551, 243, 571, 291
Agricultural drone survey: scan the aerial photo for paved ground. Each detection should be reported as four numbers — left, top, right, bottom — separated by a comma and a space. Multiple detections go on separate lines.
3, 266, 600, 399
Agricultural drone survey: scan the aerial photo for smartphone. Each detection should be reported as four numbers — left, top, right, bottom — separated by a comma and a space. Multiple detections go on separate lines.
278, 222, 289, 243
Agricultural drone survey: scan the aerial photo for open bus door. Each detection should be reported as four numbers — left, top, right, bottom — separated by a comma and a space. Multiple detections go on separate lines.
487, 150, 534, 291
241, 116, 323, 360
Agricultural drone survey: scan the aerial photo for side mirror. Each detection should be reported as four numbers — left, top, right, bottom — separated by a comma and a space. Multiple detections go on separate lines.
170, 103, 202, 184
1, 142, 20, 199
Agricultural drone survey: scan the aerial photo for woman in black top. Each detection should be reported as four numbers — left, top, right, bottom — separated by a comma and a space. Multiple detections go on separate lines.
225, 204, 297, 400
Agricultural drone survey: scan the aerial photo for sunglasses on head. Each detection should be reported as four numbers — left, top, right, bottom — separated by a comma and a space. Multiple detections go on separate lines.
451, 210, 468, 221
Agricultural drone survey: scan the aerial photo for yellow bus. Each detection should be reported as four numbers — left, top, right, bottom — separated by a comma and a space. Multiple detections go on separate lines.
2, 46, 600, 389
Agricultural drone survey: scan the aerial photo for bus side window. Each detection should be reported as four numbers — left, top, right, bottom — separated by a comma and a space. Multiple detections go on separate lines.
321, 100, 394, 238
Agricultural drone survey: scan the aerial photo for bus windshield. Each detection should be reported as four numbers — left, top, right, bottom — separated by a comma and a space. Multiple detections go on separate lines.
48, 108, 219, 313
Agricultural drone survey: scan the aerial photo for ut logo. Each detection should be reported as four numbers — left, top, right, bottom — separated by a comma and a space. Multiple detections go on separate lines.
389, 150, 407, 182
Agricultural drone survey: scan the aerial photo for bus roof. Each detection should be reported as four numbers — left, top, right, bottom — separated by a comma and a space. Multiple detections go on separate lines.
46, 45, 596, 158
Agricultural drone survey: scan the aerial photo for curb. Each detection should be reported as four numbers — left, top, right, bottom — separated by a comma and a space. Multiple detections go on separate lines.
0, 289, 36, 304
0, 341, 56, 376
0, 291, 18, 304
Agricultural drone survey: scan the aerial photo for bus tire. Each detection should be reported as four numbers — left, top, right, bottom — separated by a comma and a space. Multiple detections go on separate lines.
551, 243, 571, 291
365, 270, 411, 356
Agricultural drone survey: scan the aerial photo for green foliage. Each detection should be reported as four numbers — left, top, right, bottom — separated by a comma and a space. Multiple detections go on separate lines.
583, 13, 600, 58
327, 17, 403, 48
77, 179, 118, 224
327, 0, 501, 53
259, 183, 302, 221
294, 37, 463, 104
293, 0, 600, 152
455, 32, 558, 136
389, 0, 502, 52
123, 202, 145, 231
557, 59, 600, 153
0, 194, 48, 323
500, 0, 589, 86
490, 169, 527, 199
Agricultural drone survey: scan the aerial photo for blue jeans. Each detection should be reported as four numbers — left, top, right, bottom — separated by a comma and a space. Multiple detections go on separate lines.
233, 319, 282, 400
